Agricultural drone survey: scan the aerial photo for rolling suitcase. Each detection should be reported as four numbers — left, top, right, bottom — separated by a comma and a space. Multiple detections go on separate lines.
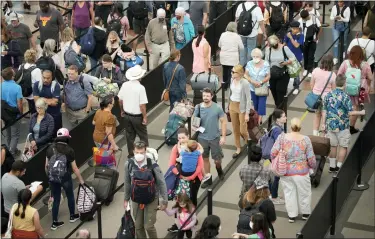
91, 150, 122, 206
310, 155, 326, 188
191, 70, 219, 92
308, 135, 331, 157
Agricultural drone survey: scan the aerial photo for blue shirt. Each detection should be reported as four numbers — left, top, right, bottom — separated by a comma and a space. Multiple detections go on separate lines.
64, 75, 93, 110
283, 33, 304, 62
33, 81, 61, 116
1, 80, 22, 108
181, 150, 200, 173
323, 88, 353, 132
245, 60, 270, 92
163, 62, 187, 97
193, 103, 225, 141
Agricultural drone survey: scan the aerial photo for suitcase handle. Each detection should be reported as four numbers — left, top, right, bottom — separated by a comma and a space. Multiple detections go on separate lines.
194, 69, 212, 84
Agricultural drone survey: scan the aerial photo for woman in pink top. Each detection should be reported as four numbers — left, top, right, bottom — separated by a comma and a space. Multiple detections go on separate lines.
337, 45, 373, 134
107, 3, 130, 42
310, 54, 336, 136
192, 26, 211, 74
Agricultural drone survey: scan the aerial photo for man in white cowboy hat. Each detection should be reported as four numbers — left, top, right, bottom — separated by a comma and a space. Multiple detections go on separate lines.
118, 65, 149, 158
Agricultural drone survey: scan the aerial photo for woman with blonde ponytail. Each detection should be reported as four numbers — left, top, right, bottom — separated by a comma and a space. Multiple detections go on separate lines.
10, 189, 45, 238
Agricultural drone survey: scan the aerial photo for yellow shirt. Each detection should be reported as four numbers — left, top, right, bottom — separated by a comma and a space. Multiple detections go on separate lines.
11, 203, 37, 231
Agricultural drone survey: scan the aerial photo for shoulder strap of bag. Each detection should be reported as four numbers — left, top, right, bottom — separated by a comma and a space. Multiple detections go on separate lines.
319, 72, 333, 97
167, 64, 179, 90
282, 46, 288, 60
99, 133, 112, 150
250, 164, 263, 188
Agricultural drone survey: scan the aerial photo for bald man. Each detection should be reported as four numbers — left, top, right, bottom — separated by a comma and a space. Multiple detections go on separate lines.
76, 229, 90, 239
145, 8, 175, 69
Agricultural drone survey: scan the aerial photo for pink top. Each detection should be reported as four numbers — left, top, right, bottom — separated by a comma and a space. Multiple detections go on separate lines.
192, 37, 211, 74
164, 207, 197, 230
169, 145, 204, 181
311, 68, 336, 98
337, 60, 372, 103
107, 14, 130, 41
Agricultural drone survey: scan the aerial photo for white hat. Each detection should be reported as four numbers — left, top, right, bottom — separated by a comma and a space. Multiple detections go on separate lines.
9, 12, 19, 21
125, 65, 146, 81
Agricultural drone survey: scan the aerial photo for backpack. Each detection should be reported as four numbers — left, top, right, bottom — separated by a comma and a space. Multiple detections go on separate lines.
36, 55, 56, 74
345, 60, 362, 96
164, 114, 185, 146
129, 158, 157, 205
237, 202, 263, 234
303, 15, 319, 42
47, 147, 68, 183
80, 27, 96, 55
130, 1, 148, 20
15, 64, 36, 97
1, 100, 19, 127
64, 41, 86, 73
268, 3, 285, 32
107, 14, 122, 36
356, 38, 371, 60
116, 210, 135, 239
174, 23, 185, 44
38, 80, 57, 93
237, 3, 257, 36
260, 125, 282, 159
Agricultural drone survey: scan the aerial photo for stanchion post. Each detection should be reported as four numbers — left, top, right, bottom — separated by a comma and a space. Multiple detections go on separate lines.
353, 134, 370, 191
97, 202, 103, 239
330, 176, 339, 235
296, 232, 303, 239
221, 82, 232, 136
339, 31, 345, 64
188, 117, 192, 138
321, 3, 330, 27
212, 19, 217, 62
207, 188, 213, 216
283, 95, 288, 133
144, 43, 150, 71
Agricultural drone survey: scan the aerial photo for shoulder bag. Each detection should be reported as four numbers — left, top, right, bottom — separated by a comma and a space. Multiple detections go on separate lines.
253, 65, 269, 96
282, 46, 301, 78
271, 134, 287, 177
161, 64, 179, 102
21, 133, 35, 163
304, 72, 333, 110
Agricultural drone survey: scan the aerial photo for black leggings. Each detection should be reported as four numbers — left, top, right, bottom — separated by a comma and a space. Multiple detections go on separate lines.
270, 72, 289, 109
177, 229, 193, 239
189, 178, 201, 207
222, 65, 233, 90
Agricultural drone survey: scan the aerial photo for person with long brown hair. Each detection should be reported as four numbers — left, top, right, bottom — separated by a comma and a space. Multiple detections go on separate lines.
337, 45, 373, 134
192, 25, 211, 74
1, 26, 22, 69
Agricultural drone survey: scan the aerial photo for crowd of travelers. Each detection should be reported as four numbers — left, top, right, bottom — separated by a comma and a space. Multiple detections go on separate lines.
1, 1, 375, 239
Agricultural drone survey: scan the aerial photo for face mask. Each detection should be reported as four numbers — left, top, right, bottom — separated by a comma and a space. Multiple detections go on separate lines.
176, 16, 181, 20
250, 222, 254, 229
253, 58, 261, 64
134, 153, 145, 162
158, 17, 165, 22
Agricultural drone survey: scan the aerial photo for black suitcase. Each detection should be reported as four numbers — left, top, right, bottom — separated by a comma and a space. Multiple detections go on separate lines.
310, 155, 326, 188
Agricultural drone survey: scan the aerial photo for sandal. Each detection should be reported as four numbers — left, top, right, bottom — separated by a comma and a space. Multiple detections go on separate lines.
232, 152, 241, 159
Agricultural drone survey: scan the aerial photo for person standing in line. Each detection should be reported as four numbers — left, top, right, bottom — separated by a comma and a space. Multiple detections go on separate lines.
45, 128, 85, 230
189, 1, 208, 32
71, 0, 95, 40
118, 65, 149, 159
347, 27, 375, 73
170, 7, 195, 50
1, 67, 23, 156
1, 27, 22, 70
94, 1, 113, 28
192, 26, 211, 74
192, 88, 227, 188
321, 75, 366, 172
209, 1, 227, 24
145, 8, 175, 70
163, 50, 187, 111
123, 140, 168, 239
89, 17, 107, 75
235, 0, 266, 66
218, 22, 244, 90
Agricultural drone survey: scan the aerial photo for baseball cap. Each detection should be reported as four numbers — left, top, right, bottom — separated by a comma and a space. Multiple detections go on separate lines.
9, 12, 18, 21
57, 128, 71, 138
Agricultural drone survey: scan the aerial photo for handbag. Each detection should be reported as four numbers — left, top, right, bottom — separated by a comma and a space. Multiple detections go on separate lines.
254, 85, 269, 96
21, 133, 35, 163
305, 72, 333, 110
247, 109, 259, 130
125, 54, 144, 68
226, 103, 231, 122
117, 208, 135, 239
164, 165, 180, 201
92, 134, 116, 167
161, 64, 179, 102
282, 46, 301, 78
271, 134, 287, 177
269, 47, 287, 78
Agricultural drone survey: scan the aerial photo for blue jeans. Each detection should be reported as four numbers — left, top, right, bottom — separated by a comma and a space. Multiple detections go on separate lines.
169, 91, 184, 112
250, 91, 267, 116
50, 179, 76, 222
332, 27, 349, 59
240, 36, 257, 66
293, 75, 300, 90
271, 176, 280, 198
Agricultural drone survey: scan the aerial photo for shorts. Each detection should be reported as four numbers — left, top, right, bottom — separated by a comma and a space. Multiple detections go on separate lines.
198, 136, 224, 162
133, 18, 147, 35
327, 129, 350, 148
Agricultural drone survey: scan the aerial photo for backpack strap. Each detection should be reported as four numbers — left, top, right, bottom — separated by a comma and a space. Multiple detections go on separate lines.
78, 74, 85, 91
146, 158, 157, 179
15, 64, 25, 84
282, 46, 288, 61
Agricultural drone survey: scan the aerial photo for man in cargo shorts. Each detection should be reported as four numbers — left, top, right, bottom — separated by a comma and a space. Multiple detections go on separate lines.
321, 75, 365, 172
192, 88, 227, 188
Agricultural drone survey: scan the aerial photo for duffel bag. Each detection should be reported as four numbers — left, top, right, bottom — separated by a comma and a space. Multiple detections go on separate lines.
308, 135, 330, 157
191, 70, 219, 92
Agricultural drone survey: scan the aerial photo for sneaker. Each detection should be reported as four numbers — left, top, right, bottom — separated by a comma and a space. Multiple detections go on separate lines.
328, 167, 338, 173
333, 58, 338, 65
167, 224, 179, 232
292, 89, 299, 95
302, 214, 310, 220
308, 73, 312, 78
201, 175, 213, 189
288, 217, 296, 223
216, 166, 225, 180
350, 126, 359, 134
70, 214, 80, 223
271, 197, 285, 205
51, 221, 64, 230
303, 70, 308, 76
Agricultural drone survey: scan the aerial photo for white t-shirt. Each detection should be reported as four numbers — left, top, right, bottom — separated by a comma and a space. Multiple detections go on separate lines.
235, 2, 264, 38
118, 80, 148, 115
347, 38, 375, 65
330, 5, 351, 23
19, 63, 42, 100
298, 16, 321, 42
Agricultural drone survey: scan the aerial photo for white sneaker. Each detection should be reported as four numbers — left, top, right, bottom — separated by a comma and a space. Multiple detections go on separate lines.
308, 73, 312, 78
303, 70, 308, 77
293, 89, 299, 95
333, 58, 338, 65
271, 197, 285, 205
202, 173, 212, 183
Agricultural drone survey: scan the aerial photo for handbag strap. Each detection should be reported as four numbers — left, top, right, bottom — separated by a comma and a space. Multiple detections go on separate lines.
24, 133, 33, 151
167, 64, 179, 90
318, 72, 333, 98
99, 133, 112, 150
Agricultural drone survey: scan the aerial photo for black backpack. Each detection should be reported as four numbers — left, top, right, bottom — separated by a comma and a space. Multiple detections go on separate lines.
237, 3, 257, 36
107, 14, 122, 36
36, 55, 57, 74
237, 202, 263, 234
268, 3, 285, 32
130, 1, 148, 20
1, 100, 19, 127
15, 64, 36, 97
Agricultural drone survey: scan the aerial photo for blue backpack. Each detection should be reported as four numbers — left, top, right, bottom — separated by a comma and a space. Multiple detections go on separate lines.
164, 165, 179, 201
80, 27, 96, 55
260, 125, 282, 159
